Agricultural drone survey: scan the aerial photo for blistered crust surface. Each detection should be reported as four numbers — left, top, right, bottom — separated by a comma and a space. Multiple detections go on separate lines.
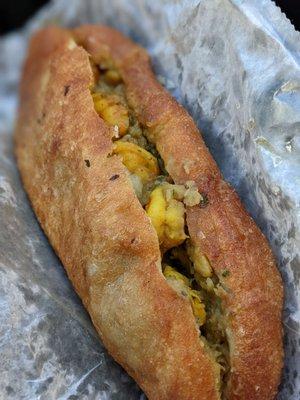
15, 27, 220, 400
73, 24, 284, 400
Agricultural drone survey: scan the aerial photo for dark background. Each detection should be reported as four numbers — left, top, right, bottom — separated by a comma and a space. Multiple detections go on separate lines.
0, 0, 300, 35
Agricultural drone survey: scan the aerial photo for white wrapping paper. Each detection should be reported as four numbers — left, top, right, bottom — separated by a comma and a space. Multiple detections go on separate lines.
0, 0, 299, 398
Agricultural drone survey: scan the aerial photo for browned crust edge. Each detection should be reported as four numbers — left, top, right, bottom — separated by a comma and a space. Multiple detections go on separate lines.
15, 24, 283, 400
74, 24, 284, 399
15, 27, 219, 400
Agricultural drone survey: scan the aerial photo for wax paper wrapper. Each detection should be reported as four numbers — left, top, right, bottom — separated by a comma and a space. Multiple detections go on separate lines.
0, 0, 299, 398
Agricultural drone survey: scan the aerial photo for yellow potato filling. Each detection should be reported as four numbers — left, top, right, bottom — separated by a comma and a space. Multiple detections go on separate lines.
113, 141, 160, 184
146, 185, 187, 251
163, 265, 206, 326
91, 62, 229, 386
93, 92, 129, 135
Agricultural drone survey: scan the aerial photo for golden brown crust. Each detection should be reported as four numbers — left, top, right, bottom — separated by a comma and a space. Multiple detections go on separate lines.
15, 24, 283, 400
15, 27, 220, 400
74, 25, 283, 399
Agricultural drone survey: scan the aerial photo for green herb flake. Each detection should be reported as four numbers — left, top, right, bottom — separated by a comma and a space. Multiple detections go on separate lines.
221, 269, 230, 278
199, 193, 209, 208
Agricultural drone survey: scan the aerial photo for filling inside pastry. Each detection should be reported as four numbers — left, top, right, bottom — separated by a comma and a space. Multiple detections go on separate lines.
90, 60, 230, 392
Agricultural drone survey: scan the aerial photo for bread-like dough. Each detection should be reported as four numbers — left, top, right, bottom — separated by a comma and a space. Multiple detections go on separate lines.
15, 25, 283, 400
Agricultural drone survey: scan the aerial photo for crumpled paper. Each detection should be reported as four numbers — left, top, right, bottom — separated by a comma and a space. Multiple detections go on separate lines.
0, 0, 299, 398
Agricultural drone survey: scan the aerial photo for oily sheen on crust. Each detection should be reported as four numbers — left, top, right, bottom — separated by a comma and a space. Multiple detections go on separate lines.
15, 27, 220, 400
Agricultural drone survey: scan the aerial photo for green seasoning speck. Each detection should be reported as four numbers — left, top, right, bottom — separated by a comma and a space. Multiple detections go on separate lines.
199, 193, 209, 208
221, 269, 230, 278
